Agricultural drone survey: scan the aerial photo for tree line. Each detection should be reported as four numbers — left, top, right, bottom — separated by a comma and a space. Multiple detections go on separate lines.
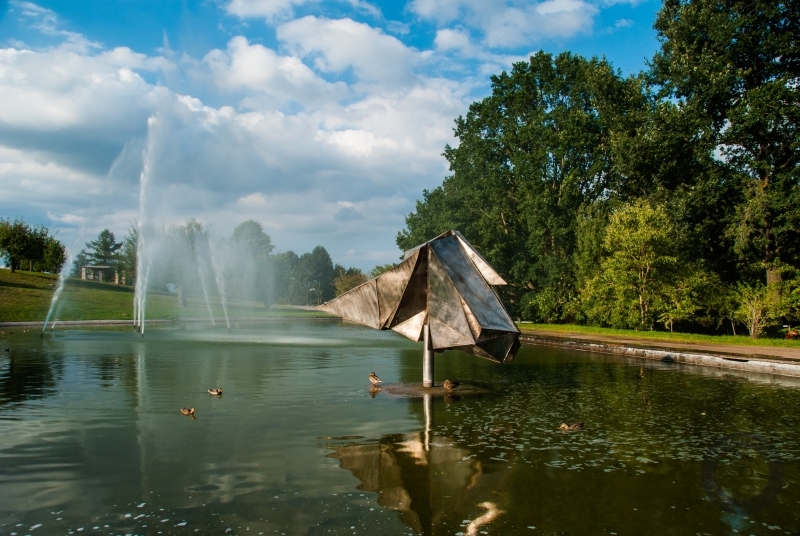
397, 0, 799, 337
71, 220, 391, 307
0, 218, 67, 275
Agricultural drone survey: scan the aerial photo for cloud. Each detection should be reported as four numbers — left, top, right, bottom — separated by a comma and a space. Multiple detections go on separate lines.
204, 36, 348, 108
0, 8, 472, 270
277, 16, 420, 87
224, 0, 315, 21
11, 0, 101, 53
410, 0, 598, 48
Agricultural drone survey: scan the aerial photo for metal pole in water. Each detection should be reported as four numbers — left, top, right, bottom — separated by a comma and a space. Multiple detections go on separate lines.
423, 324, 434, 388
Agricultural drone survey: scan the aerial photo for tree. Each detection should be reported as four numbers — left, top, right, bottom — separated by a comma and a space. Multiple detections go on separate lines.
272, 250, 305, 305
581, 200, 683, 329
333, 266, 367, 296
651, 0, 800, 282
118, 226, 138, 285
369, 263, 397, 279
70, 249, 89, 277
231, 220, 274, 307
398, 52, 649, 316
85, 229, 122, 267
298, 246, 336, 304
40, 237, 67, 278
0, 218, 31, 273
734, 283, 782, 338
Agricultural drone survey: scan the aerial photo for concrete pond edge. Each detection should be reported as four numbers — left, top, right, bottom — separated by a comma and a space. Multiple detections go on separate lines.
520, 334, 800, 378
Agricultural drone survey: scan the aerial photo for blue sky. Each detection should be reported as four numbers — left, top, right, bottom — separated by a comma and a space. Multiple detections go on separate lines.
0, 0, 662, 270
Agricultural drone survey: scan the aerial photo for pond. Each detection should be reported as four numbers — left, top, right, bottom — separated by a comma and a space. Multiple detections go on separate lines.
1, 319, 799, 535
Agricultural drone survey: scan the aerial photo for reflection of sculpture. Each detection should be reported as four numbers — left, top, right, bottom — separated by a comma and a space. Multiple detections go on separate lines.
328, 431, 478, 535
319, 231, 520, 385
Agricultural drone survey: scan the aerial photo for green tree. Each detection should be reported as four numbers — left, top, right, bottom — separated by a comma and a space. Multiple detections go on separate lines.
85, 229, 122, 267
581, 200, 683, 329
398, 52, 649, 316
298, 246, 336, 305
651, 0, 800, 283
118, 226, 138, 285
231, 220, 275, 307
333, 266, 367, 296
272, 250, 305, 305
0, 218, 31, 273
40, 236, 67, 278
70, 249, 90, 277
369, 263, 397, 279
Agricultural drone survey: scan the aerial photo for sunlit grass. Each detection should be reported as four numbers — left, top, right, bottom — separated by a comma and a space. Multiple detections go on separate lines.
517, 323, 800, 349
0, 269, 332, 323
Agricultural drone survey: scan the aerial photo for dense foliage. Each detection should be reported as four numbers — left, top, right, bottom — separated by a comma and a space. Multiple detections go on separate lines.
0, 218, 66, 275
398, 0, 799, 337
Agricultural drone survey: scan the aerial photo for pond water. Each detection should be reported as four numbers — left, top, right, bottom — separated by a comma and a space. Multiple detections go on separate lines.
1, 319, 799, 535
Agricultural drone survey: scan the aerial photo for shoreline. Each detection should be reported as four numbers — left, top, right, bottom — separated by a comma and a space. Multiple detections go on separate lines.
520, 333, 800, 378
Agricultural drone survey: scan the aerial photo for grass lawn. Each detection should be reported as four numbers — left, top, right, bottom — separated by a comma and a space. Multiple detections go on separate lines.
517, 322, 800, 349
0, 269, 332, 323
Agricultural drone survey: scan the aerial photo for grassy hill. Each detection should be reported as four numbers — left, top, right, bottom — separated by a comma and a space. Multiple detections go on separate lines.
0, 269, 329, 323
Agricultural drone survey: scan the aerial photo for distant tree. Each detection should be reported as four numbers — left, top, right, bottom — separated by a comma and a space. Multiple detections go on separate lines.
232, 220, 274, 258
272, 250, 305, 305
369, 264, 397, 279
118, 226, 138, 285
85, 229, 122, 267
40, 236, 67, 279
333, 265, 367, 296
0, 218, 31, 273
298, 246, 336, 305
70, 249, 89, 277
231, 220, 275, 307
22, 225, 49, 272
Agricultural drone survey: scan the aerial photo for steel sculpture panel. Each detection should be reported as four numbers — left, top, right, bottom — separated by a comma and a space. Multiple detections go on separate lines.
319, 230, 520, 363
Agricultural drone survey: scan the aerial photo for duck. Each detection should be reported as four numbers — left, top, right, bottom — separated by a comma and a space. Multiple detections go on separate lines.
369, 372, 382, 385
180, 407, 196, 416
3, 347, 9, 352
559, 422, 584, 431
207, 388, 223, 396
443, 379, 461, 391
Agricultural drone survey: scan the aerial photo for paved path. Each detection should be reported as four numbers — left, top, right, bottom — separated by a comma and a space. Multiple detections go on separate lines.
520, 328, 800, 362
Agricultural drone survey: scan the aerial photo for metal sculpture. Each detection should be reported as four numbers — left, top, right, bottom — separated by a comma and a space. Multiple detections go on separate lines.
318, 230, 520, 386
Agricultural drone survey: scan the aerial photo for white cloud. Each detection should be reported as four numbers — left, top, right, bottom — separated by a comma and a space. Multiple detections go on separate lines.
204, 36, 348, 107
0, 8, 473, 270
224, 0, 315, 21
11, 0, 101, 53
277, 16, 419, 87
411, 0, 598, 48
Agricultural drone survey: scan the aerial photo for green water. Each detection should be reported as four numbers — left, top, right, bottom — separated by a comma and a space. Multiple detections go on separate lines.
1, 320, 799, 535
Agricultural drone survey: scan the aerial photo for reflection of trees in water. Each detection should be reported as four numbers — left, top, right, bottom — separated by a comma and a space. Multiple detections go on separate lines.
0, 355, 63, 406
328, 430, 508, 536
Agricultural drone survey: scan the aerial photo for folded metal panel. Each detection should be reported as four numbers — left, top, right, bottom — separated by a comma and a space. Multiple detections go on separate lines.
429, 235, 517, 333
427, 249, 474, 349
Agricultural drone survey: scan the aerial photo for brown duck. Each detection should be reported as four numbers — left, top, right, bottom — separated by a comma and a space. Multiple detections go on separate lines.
207, 388, 223, 396
369, 372, 382, 385
559, 422, 584, 431
443, 379, 460, 391
180, 407, 196, 416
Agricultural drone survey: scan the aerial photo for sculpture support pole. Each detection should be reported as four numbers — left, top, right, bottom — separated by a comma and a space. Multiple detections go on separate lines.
423, 324, 434, 388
